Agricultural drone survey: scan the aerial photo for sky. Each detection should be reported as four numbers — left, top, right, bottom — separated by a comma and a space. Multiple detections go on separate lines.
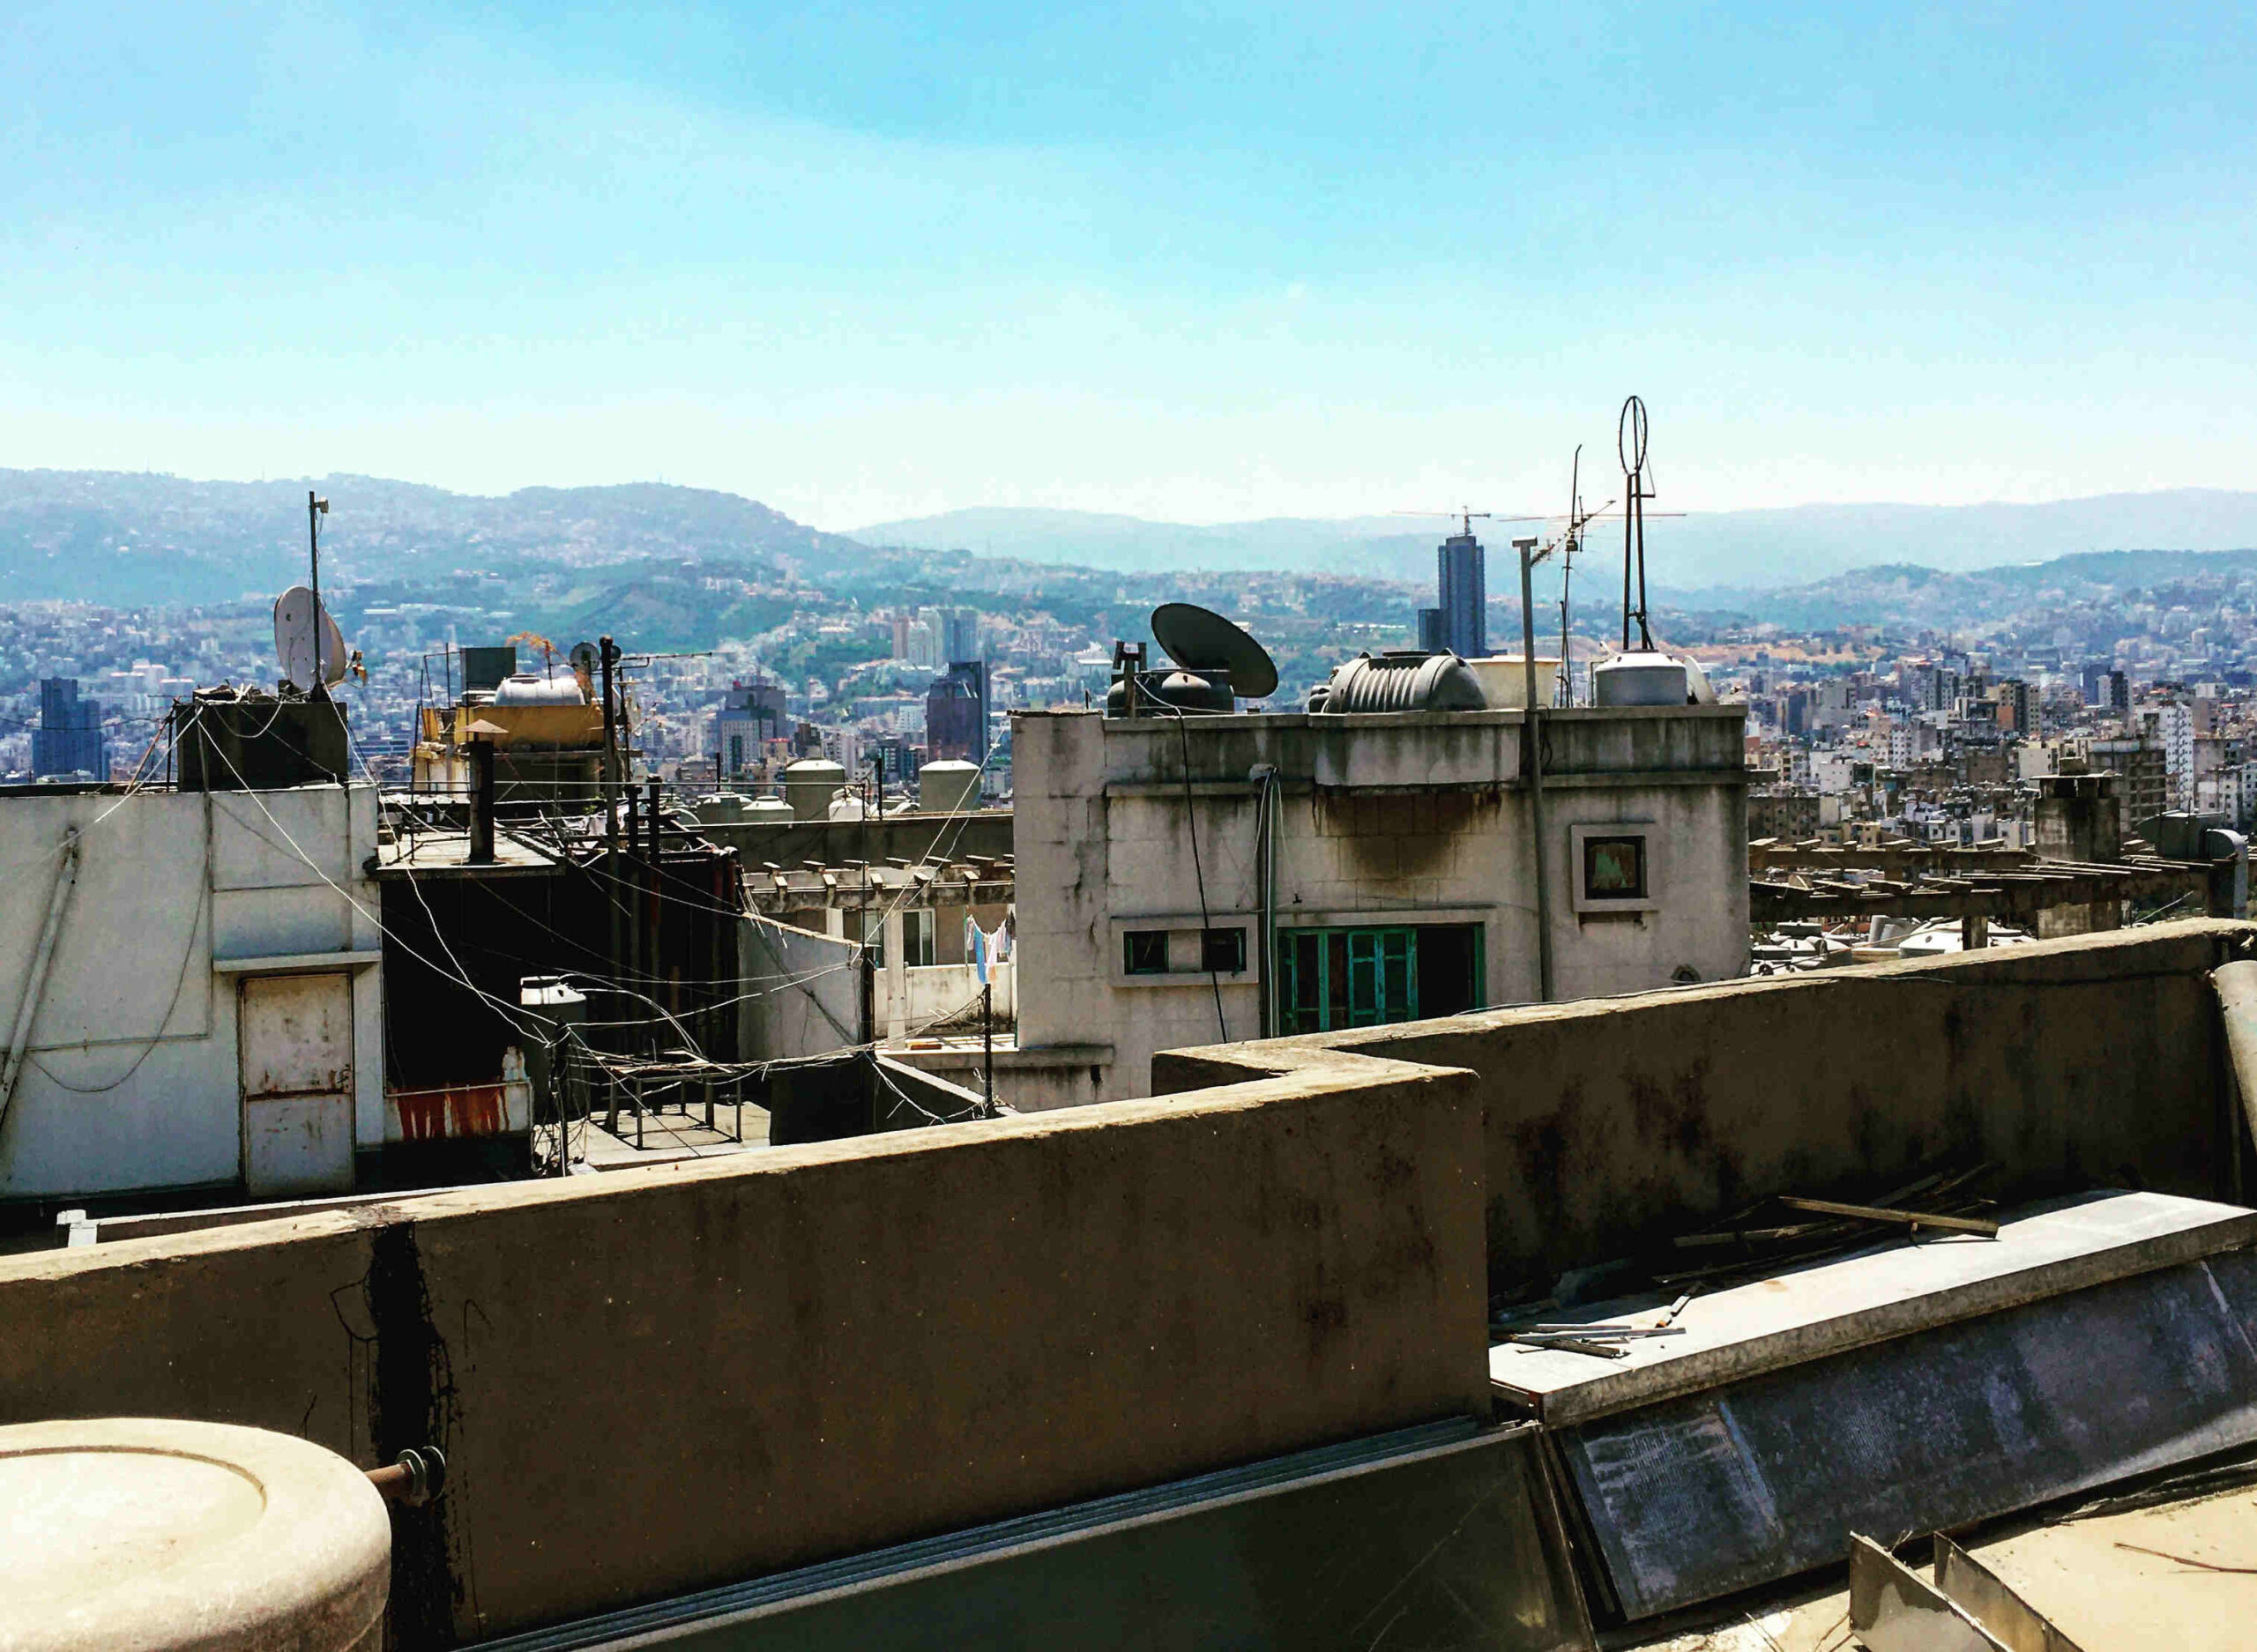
4, 2, 2253, 529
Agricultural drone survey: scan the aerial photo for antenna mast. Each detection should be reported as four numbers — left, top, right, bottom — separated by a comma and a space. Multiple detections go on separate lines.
1618, 397, 1655, 652
306, 489, 331, 698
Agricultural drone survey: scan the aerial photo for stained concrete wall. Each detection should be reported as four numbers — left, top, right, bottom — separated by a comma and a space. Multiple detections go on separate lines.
1154, 919, 2253, 1292
0, 1059, 1487, 1643
741, 914, 863, 1060
1013, 704, 1748, 1106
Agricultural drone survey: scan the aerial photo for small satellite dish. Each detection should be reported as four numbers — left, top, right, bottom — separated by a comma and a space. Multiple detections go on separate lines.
1151, 602, 1279, 701
569, 640, 598, 678
273, 586, 348, 689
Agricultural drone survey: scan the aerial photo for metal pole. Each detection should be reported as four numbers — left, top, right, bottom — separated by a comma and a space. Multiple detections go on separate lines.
306, 491, 324, 694
600, 637, 622, 1023
1520, 540, 1556, 1004
982, 981, 994, 1114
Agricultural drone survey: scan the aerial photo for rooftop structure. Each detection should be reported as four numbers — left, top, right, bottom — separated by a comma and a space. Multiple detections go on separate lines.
1011, 698, 1749, 1104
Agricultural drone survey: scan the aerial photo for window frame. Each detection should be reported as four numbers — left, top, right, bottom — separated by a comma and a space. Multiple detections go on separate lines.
1123, 929, 1172, 976
1568, 821, 1662, 914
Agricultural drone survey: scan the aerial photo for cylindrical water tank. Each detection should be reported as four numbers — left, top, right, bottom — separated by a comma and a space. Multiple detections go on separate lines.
920, 758, 981, 815
744, 796, 793, 822
695, 793, 749, 826
781, 758, 845, 822
1316, 651, 1487, 715
1463, 656, 1561, 710
0, 1417, 391, 1652
1591, 651, 1692, 706
492, 672, 587, 706
828, 793, 875, 820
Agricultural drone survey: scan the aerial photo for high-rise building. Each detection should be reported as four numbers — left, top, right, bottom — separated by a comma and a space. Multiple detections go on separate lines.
1434, 533, 1486, 658
942, 610, 980, 666
926, 661, 988, 763
32, 678, 104, 779
714, 678, 789, 779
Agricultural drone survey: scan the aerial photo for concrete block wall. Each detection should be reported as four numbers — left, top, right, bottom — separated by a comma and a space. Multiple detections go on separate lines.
1155, 919, 2253, 1291
0, 1058, 1489, 1642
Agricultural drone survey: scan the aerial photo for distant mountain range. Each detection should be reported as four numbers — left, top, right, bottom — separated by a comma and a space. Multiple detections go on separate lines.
853, 490, 2257, 591
0, 470, 866, 606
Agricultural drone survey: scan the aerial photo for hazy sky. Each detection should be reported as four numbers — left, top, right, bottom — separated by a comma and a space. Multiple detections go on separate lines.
5, 3, 2252, 528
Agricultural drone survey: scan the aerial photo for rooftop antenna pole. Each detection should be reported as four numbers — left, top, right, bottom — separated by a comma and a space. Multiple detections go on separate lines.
1618, 396, 1654, 651
1516, 534, 1556, 1003
1561, 445, 1582, 708
306, 489, 330, 697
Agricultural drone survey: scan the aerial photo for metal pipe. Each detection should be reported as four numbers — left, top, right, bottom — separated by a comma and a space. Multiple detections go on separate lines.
1519, 542, 1556, 1003
0, 828, 82, 1133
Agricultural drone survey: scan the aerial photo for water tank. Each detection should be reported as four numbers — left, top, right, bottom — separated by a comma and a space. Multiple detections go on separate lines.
1592, 651, 1692, 706
695, 793, 749, 826
1463, 656, 1560, 710
1316, 651, 1487, 715
744, 796, 794, 822
828, 793, 875, 821
920, 758, 982, 815
781, 758, 845, 822
0, 1417, 390, 1652
492, 672, 587, 706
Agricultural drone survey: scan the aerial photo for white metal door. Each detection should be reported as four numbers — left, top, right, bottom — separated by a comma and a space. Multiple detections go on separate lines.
239, 972, 354, 1195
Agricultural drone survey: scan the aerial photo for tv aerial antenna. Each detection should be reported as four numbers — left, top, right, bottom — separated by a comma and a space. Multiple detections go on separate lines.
1620, 396, 1659, 652
273, 489, 348, 693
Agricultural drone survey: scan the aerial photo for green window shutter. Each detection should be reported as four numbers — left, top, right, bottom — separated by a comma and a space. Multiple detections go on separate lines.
1346, 931, 1382, 1026
1381, 929, 1416, 1023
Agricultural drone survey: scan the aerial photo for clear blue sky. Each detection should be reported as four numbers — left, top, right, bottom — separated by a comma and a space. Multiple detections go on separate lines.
4, 2, 2251, 527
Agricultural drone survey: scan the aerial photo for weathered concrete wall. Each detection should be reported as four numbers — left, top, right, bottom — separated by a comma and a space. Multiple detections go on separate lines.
0, 783, 384, 1202
741, 914, 862, 1060
1155, 919, 2252, 1291
1014, 704, 1748, 1105
699, 810, 1014, 873
0, 1059, 1488, 1642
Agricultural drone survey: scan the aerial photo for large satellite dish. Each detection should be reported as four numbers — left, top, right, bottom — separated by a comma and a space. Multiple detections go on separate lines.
1151, 602, 1279, 701
272, 585, 348, 690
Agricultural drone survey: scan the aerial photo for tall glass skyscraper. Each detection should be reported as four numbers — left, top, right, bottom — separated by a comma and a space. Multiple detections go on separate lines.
32, 678, 105, 779
1434, 532, 1486, 658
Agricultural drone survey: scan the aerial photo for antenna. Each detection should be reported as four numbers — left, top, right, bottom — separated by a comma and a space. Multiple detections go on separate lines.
306, 490, 331, 699
1618, 396, 1656, 652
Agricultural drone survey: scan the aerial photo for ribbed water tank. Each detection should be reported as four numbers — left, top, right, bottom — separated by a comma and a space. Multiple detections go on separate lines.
920, 758, 982, 815
492, 672, 587, 706
781, 758, 845, 822
1591, 651, 1692, 706
1316, 651, 1487, 715
0, 1418, 391, 1652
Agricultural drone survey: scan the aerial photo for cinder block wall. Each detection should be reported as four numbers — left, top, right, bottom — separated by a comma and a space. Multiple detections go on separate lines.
1156, 919, 2253, 1291
0, 1064, 1488, 1642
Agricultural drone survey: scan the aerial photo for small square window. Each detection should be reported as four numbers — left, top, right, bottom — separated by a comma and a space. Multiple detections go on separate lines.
1201, 927, 1247, 973
1583, 835, 1648, 901
1124, 931, 1170, 975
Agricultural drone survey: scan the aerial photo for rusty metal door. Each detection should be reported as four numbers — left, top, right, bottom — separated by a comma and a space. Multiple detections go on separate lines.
239, 971, 354, 1195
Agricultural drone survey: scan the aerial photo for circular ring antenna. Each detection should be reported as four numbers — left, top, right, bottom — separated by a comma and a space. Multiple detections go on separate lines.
1150, 602, 1279, 701
569, 640, 599, 677
1618, 394, 1649, 476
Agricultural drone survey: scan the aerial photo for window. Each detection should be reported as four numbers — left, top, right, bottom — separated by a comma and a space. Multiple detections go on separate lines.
1570, 822, 1661, 914
904, 910, 936, 968
1202, 926, 1248, 973
1582, 835, 1648, 901
728, 734, 745, 773
1124, 930, 1170, 975
1280, 924, 1480, 1035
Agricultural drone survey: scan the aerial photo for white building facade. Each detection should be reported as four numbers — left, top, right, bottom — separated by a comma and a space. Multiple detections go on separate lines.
0, 783, 385, 1205
1013, 703, 1750, 1105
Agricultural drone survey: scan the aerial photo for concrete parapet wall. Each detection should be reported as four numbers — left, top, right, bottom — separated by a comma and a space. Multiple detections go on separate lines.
1155, 919, 2253, 1290
0, 1059, 1488, 1641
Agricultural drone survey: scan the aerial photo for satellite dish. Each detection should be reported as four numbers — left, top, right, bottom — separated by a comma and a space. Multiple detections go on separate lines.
272, 586, 348, 689
569, 640, 598, 678
1151, 603, 1279, 701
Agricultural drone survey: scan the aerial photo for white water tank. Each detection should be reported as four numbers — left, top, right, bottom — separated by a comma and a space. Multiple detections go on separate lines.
1592, 651, 1691, 706
1464, 656, 1561, 710
492, 672, 586, 706
781, 758, 846, 822
0, 1417, 391, 1652
920, 758, 982, 815
744, 796, 793, 822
